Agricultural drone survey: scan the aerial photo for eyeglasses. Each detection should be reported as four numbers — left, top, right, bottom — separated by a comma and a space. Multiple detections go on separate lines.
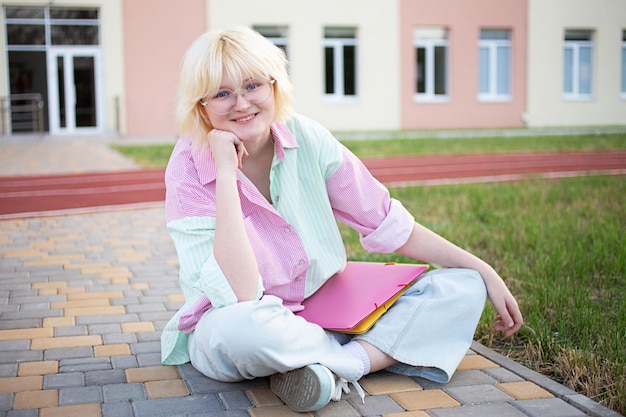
200, 77, 275, 115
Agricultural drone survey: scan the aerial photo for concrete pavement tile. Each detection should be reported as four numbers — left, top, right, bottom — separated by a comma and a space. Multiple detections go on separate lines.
120, 322, 155, 333
125, 365, 180, 383
0, 364, 17, 378
13, 390, 58, 409
391, 389, 461, 410
44, 346, 93, 361
316, 399, 360, 417
38, 403, 102, 417
218, 390, 253, 410
359, 373, 423, 395
101, 401, 134, 417
0, 376, 43, 393
9, 410, 40, 417
43, 372, 84, 389
145, 379, 189, 398
93, 344, 131, 357
428, 402, 529, 417
513, 398, 589, 417
30, 335, 102, 350
247, 387, 282, 407
0, 328, 53, 341
102, 382, 146, 402
58, 386, 103, 405
247, 404, 312, 417
0, 392, 11, 411
444, 383, 514, 404
382, 411, 430, 417
110, 355, 139, 370
456, 354, 500, 371
481, 366, 525, 383
84, 369, 126, 386
17, 361, 58, 377
58, 358, 111, 373
131, 394, 222, 417
350, 394, 404, 416
497, 381, 554, 400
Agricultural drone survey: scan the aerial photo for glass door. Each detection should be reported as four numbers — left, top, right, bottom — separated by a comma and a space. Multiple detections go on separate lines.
47, 48, 102, 134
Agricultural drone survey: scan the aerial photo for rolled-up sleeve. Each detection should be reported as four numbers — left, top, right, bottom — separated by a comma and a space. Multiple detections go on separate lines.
167, 216, 264, 308
326, 148, 415, 253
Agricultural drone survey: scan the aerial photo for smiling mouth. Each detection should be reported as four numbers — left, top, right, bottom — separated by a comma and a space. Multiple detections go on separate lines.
234, 113, 256, 123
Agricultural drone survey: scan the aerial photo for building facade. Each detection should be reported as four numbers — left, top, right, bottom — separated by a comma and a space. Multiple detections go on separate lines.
0, 0, 624, 137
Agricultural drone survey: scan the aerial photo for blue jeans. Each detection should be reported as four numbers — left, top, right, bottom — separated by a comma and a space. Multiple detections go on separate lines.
188, 268, 486, 384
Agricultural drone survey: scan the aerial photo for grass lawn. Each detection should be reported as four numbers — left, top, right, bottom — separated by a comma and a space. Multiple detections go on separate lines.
112, 132, 626, 413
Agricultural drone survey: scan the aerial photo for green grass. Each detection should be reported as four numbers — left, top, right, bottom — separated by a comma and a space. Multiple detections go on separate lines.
111, 132, 626, 167
339, 175, 625, 414
111, 133, 626, 413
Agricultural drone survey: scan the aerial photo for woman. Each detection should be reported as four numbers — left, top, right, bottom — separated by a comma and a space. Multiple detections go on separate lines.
161, 26, 523, 413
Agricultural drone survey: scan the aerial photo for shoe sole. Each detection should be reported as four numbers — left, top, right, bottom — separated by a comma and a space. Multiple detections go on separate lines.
270, 364, 334, 412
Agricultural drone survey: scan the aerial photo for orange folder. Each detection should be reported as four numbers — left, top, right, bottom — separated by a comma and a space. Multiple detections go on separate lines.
296, 262, 429, 334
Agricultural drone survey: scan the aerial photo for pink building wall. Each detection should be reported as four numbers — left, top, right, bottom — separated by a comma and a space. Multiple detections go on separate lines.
399, 0, 527, 130
123, 0, 206, 136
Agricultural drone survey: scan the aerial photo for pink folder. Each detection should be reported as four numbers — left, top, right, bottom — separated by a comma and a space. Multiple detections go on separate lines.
296, 262, 429, 333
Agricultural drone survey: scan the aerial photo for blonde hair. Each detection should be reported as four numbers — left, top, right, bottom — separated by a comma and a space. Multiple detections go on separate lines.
176, 26, 293, 144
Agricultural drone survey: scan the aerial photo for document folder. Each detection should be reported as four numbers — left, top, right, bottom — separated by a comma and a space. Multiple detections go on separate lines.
296, 262, 429, 334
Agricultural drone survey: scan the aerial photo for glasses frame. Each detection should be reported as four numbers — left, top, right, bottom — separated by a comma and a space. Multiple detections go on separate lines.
199, 77, 275, 115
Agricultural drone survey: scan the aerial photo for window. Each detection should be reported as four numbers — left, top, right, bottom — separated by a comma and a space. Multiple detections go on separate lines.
254, 25, 288, 59
5, 6, 99, 47
563, 29, 593, 99
621, 30, 626, 98
324, 27, 357, 99
414, 27, 448, 101
478, 29, 511, 101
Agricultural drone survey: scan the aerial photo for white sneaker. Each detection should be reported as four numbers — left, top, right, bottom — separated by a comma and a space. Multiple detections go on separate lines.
270, 364, 335, 412
270, 364, 366, 412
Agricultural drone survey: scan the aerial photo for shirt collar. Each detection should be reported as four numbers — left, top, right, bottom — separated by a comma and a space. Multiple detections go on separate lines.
193, 120, 298, 186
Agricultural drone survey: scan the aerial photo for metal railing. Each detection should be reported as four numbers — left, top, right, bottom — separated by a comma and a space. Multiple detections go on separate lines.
0, 93, 45, 135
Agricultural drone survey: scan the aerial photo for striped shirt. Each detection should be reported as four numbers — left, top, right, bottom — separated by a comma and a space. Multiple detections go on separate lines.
161, 113, 414, 365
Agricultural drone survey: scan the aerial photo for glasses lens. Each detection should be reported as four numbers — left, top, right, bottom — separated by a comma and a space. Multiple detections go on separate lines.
207, 78, 273, 115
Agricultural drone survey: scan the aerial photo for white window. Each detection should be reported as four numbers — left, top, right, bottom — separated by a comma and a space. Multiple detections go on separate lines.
324, 27, 357, 100
414, 27, 448, 102
478, 29, 511, 101
254, 25, 288, 59
563, 29, 593, 100
621, 30, 626, 98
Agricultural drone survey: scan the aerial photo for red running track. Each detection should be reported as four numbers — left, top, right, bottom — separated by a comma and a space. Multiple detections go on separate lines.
1, 151, 625, 217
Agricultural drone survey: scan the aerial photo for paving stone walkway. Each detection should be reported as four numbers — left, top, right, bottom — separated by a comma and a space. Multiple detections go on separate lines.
0, 135, 623, 417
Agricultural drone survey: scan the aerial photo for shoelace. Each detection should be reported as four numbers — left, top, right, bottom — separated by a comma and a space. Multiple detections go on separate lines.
332, 377, 366, 404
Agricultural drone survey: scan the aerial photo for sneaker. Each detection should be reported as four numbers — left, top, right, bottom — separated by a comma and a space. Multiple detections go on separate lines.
270, 364, 335, 412
270, 364, 366, 412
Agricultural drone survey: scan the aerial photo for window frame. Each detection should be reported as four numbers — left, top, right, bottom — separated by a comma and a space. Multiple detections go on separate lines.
253, 25, 288, 59
563, 29, 594, 101
478, 28, 512, 102
413, 27, 449, 103
621, 30, 626, 99
323, 27, 358, 102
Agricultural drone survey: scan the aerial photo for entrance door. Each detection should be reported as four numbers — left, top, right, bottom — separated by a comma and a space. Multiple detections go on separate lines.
47, 48, 102, 134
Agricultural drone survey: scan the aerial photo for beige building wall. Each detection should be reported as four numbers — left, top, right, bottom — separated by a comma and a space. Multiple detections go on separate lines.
526, 0, 626, 127
208, 0, 401, 131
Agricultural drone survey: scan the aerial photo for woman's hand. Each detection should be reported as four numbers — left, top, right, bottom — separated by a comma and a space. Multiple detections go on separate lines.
208, 129, 248, 173
481, 269, 524, 337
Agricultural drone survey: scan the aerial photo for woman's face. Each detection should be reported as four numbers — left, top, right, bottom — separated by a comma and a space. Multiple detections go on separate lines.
204, 71, 276, 144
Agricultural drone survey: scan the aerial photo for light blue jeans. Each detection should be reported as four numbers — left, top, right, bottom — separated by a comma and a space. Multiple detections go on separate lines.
188, 268, 486, 384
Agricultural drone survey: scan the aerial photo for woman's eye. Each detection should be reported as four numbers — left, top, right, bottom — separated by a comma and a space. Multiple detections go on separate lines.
246, 82, 260, 91
214, 90, 232, 100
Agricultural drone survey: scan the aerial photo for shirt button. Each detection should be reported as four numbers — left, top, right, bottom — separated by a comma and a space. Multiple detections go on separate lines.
298, 259, 305, 265
284, 226, 291, 233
